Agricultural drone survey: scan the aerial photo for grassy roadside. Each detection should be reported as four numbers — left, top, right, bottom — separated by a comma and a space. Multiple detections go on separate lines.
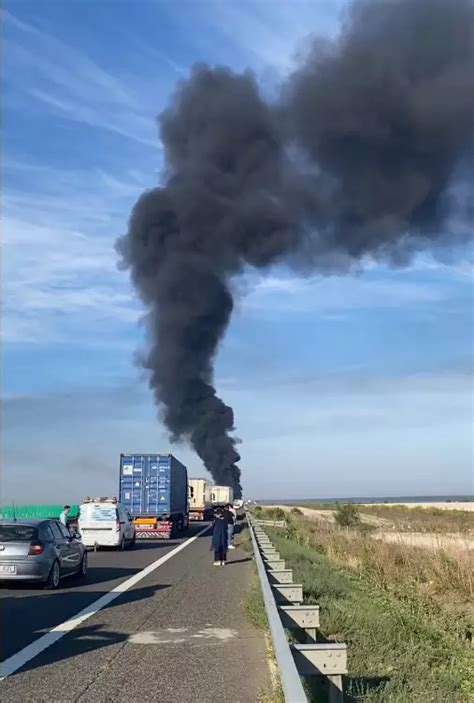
240, 528, 284, 703
256, 503, 474, 534
266, 520, 474, 702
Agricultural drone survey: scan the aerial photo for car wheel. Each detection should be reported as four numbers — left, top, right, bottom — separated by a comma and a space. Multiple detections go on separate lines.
45, 560, 61, 590
79, 552, 88, 578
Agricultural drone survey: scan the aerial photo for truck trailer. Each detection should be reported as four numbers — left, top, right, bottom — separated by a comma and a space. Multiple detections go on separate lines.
119, 453, 189, 539
188, 478, 213, 521
207, 485, 234, 507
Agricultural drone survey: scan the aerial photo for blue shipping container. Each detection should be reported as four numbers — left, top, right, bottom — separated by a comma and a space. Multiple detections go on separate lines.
119, 454, 188, 518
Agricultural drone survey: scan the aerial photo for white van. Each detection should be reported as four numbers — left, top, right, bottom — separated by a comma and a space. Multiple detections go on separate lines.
78, 497, 136, 550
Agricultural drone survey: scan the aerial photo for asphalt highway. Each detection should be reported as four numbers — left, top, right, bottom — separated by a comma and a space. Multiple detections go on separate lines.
0, 523, 270, 702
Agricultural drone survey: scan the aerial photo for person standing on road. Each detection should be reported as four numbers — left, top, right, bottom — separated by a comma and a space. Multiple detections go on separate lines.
224, 503, 236, 550
211, 508, 228, 566
59, 505, 71, 528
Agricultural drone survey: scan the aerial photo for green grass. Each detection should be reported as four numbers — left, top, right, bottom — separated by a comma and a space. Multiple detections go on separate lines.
268, 527, 474, 703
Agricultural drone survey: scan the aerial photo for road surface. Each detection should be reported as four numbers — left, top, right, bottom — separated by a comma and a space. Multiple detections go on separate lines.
1, 523, 270, 702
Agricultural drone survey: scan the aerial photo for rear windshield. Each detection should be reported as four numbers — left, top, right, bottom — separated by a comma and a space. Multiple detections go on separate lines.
0, 525, 36, 542
80, 505, 118, 521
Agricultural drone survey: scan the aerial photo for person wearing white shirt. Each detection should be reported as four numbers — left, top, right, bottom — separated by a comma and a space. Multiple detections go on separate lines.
59, 505, 71, 527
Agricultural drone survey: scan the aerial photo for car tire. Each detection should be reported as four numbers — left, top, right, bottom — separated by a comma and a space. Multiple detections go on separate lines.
45, 560, 61, 590
78, 553, 88, 578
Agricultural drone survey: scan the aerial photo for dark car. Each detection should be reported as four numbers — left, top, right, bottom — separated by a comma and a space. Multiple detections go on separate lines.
0, 518, 87, 589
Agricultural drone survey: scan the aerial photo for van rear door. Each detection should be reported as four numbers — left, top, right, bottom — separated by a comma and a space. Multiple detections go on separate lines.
79, 504, 118, 544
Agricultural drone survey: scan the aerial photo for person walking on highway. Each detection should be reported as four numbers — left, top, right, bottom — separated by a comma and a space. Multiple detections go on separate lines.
59, 505, 71, 528
224, 503, 236, 549
211, 508, 228, 566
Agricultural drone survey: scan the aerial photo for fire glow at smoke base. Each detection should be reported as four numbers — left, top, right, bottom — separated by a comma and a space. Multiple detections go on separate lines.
118, 0, 474, 497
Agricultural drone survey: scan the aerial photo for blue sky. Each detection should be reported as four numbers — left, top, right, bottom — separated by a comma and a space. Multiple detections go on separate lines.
3, 0, 473, 503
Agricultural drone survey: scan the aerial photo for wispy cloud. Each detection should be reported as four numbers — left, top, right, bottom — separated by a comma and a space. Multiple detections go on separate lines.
179, 0, 347, 72
2, 160, 151, 344
3, 10, 162, 147
239, 266, 468, 317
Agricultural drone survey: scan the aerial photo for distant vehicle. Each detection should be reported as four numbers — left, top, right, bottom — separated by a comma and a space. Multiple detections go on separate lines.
188, 478, 213, 521
207, 485, 234, 507
119, 454, 189, 539
233, 499, 245, 520
78, 497, 136, 550
0, 518, 87, 589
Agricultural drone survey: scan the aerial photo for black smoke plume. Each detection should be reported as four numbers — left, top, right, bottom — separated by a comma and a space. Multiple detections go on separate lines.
118, 0, 474, 497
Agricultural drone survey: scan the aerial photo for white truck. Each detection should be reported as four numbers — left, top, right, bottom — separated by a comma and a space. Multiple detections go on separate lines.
188, 478, 213, 521
207, 485, 234, 507
233, 498, 245, 520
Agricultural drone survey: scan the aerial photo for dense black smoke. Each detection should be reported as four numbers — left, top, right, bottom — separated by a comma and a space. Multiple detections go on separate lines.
118, 0, 474, 497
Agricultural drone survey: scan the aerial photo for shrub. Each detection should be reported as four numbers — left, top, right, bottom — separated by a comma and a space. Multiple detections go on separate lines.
272, 507, 285, 520
335, 503, 361, 527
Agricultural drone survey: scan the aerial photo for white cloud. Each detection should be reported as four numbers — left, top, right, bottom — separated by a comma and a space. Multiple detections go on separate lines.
179, 0, 347, 72
240, 269, 460, 317
2, 162, 151, 344
3, 11, 162, 147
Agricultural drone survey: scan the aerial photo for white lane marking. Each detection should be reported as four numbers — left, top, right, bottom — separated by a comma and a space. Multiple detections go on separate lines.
0, 526, 210, 681
129, 627, 237, 644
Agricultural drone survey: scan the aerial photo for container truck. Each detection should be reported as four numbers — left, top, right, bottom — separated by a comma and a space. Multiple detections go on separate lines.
188, 478, 213, 521
119, 453, 189, 539
206, 485, 234, 507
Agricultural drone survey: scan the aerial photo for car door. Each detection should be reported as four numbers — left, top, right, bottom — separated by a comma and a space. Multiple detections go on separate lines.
56, 521, 81, 572
49, 521, 70, 575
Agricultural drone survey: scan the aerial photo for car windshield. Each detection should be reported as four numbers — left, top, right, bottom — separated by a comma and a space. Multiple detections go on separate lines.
0, 525, 36, 542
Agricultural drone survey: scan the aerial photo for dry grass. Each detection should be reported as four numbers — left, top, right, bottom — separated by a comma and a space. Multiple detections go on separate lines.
257, 510, 474, 701
285, 515, 473, 604
266, 502, 474, 534
357, 504, 474, 534
269, 529, 474, 701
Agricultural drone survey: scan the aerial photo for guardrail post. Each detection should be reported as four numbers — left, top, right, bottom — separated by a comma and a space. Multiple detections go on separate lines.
327, 675, 344, 703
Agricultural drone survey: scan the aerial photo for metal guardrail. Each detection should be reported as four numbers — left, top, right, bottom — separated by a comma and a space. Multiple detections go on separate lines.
249, 516, 308, 702
253, 518, 287, 527
249, 515, 347, 703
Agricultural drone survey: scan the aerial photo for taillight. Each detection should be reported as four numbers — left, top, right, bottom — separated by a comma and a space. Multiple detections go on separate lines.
29, 542, 44, 555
